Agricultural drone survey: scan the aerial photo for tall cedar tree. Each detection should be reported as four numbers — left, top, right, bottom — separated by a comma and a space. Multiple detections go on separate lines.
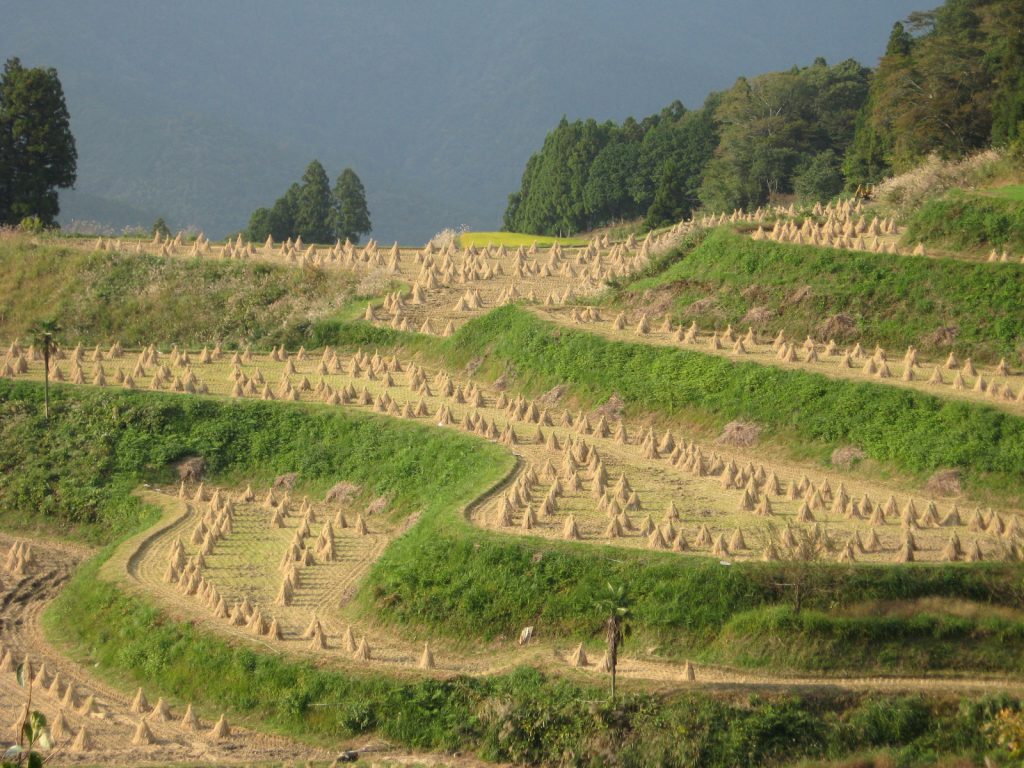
0, 57, 77, 226
332, 168, 371, 244
294, 160, 333, 243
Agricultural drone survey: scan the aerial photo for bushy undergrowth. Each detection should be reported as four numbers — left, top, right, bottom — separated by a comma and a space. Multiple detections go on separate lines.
46, 557, 1014, 766
624, 228, 1024, 362
432, 305, 1024, 492
904, 191, 1024, 253
0, 237, 359, 348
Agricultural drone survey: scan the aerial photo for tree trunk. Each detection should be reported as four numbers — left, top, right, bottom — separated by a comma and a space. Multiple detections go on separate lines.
607, 615, 620, 702
42, 347, 50, 422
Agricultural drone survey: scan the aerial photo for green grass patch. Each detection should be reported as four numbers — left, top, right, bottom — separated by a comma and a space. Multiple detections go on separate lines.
623, 228, 1024, 363
0, 236, 359, 349
986, 184, 1024, 202
459, 231, 589, 248
360, 505, 1024, 673
0, 379, 510, 542
16, 380, 1012, 763
904, 191, 1024, 254
710, 605, 1024, 674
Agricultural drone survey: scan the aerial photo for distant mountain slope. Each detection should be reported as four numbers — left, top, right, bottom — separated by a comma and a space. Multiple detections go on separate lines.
1, 0, 922, 242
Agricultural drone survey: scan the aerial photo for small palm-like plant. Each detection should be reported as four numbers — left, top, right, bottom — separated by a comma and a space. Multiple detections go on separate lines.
596, 582, 632, 701
26, 320, 60, 422
4, 662, 52, 767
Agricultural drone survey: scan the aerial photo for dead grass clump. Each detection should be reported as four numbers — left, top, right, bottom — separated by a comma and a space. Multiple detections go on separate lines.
324, 481, 360, 504
538, 384, 567, 406
831, 446, 865, 470
923, 325, 959, 348
684, 297, 716, 316
741, 306, 774, 325
786, 285, 812, 305
875, 149, 1005, 217
175, 456, 205, 482
740, 284, 767, 302
355, 269, 393, 297
926, 468, 962, 497
273, 473, 298, 492
638, 287, 675, 317
718, 420, 761, 447
593, 394, 625, 422
366, 495, 391, 516
818, 313, 857, 340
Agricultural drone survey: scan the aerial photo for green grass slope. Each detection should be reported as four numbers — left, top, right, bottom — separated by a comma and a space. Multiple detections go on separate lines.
0, 236, 359, 348
47, 562, 1016, 766
432, 305, 1024, 498
0, 379, 510, 542
624, 228, 1024, 363
904, 191, 1024, 254
362, 506, 1024, 674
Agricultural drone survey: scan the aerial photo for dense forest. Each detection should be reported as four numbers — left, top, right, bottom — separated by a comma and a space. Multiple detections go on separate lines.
504, 0, 1024, 236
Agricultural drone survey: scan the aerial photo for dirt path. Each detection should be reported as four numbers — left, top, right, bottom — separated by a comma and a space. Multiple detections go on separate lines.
0, 531, 424, 766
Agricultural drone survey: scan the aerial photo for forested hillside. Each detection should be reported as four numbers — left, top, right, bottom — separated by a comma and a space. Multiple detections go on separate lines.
504, 0, 1024, 236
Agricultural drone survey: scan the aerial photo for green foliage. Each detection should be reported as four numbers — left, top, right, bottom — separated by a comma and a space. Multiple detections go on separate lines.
628, 228, 1024, 363
847, 0, 1024, 183
504, 101, 719, 236
904, 190, 1024, 252
16, 216, 44, 234
151, 217, 171, 239
332, 167, 372, 245
699, 58, 869, 211
0, 57, 76, 227
294, 160, 333, 243
0, 237, 359, 348
507, 58, 868, 233
793, 150, 845, 203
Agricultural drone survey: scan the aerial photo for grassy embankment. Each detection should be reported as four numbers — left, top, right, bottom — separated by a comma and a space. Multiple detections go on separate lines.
617, 228, 1024, 364
4, 380, 1014, 765
411, 305, 1024, 501
903, 190, 1024, 255
0, 236, 371, 348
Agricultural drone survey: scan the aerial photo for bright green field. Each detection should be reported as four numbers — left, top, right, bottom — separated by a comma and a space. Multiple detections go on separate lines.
987, 184, 1024, 202
459, 231, 589, 248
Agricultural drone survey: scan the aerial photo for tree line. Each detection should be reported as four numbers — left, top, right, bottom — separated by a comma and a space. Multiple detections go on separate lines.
245, 161, 371, 245
504, 0, 1024, 236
